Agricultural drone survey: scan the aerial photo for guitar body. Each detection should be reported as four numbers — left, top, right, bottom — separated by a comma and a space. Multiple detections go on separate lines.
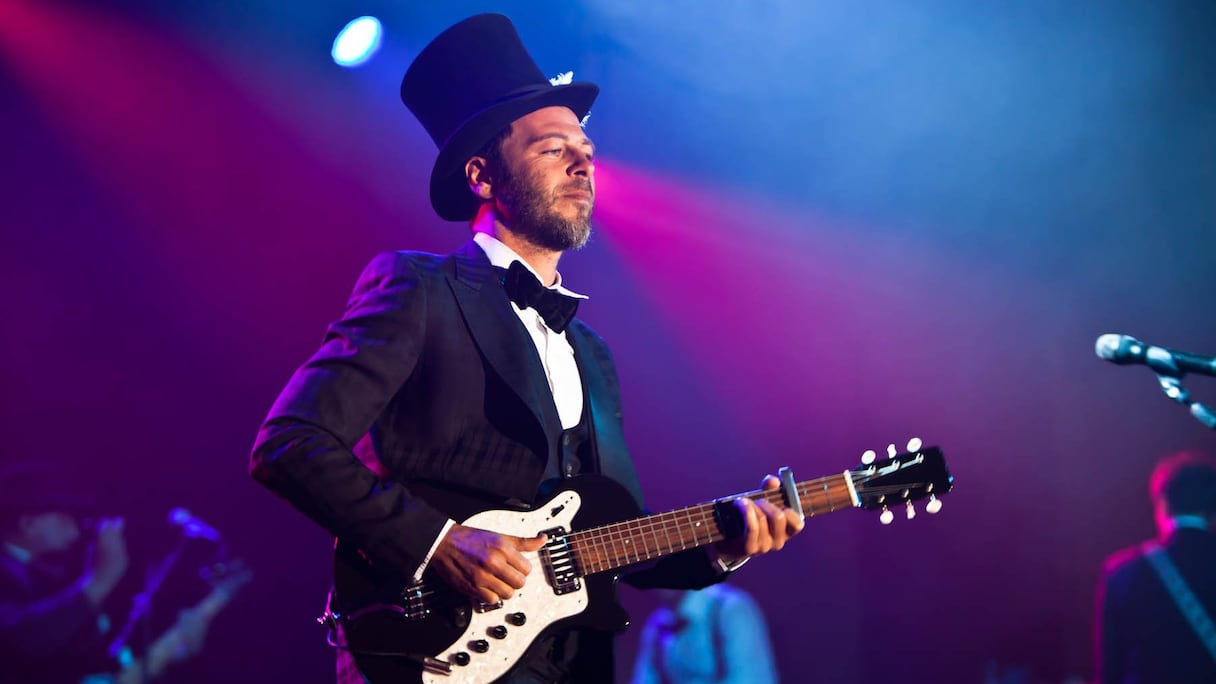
331, 475, 642, 684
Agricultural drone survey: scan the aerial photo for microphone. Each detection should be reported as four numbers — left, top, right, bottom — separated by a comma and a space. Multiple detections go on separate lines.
167, 508, 223, 542
1095, 334, 1216, 378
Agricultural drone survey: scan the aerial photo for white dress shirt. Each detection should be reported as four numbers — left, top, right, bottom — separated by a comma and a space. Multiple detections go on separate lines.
412, 233, 588, 582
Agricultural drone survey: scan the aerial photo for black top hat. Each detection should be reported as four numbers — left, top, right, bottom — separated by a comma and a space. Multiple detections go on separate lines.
401, 14, 599, 221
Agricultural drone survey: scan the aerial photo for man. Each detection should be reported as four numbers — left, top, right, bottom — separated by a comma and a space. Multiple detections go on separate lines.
250, 13, 803, 683
1095, 450, 1216, 684
0, 465, 129, 682
629, 584, 779, 684
0, 463, 213, 682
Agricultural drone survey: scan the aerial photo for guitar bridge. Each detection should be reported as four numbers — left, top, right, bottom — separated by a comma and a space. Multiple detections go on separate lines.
399, 583, 432, 621
538, 527, 582, 595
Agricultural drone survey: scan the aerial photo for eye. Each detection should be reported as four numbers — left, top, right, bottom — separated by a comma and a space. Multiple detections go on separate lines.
541, 148, 562, 156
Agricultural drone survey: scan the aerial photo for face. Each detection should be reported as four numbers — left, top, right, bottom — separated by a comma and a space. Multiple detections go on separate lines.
18, 512, 81, 554
493, 106, 596, 252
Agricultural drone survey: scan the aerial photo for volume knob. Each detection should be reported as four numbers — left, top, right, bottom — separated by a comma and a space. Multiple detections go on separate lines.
488, 625, 508, 639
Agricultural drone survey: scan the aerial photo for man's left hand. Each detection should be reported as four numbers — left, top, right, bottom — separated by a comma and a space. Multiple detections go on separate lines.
714, 475, 805, 566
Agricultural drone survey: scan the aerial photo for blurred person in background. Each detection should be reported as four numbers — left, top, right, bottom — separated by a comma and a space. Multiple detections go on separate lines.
630, 583, 778, 684
0, 463, 233, 683
1095, 450, 1216, 684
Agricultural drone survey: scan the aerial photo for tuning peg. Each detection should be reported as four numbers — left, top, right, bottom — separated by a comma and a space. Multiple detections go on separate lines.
860, 449, 877, 465
925, 495, 943, 514
905, 437, 922, 453
886, 443, 897, 458
879, 506, 894, 525
905, 500, 916, 520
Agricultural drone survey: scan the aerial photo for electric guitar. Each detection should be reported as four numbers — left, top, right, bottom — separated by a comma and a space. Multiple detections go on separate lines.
325, 444, 952, 683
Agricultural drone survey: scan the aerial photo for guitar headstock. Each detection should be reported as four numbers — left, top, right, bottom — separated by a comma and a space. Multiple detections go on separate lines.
851, 439, 952, 524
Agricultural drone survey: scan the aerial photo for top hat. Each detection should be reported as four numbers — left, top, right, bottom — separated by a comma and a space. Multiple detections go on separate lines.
401, 14, 599, 221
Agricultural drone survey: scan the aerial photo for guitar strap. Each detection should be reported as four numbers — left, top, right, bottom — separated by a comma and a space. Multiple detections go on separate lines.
1143, 542, 1216, 663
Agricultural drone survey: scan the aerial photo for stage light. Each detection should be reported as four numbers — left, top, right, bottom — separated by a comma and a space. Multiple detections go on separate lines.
332, 16, 382, 67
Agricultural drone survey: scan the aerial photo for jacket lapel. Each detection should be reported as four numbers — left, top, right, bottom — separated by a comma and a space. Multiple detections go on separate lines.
566, 322, 645, 508
448, 241, 563, 456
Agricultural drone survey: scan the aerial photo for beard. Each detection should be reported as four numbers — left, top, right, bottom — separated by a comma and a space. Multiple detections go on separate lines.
495, 163, 593, 252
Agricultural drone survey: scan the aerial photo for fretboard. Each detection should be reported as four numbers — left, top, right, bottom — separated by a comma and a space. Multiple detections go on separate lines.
566, 471, 857, 576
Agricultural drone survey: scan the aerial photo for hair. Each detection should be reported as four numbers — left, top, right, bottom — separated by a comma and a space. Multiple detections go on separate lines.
1149, 450, 1216, 517
474, 123, 514, 181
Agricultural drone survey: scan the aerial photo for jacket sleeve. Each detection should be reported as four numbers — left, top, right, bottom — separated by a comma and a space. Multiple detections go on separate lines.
249, 252, 450, 577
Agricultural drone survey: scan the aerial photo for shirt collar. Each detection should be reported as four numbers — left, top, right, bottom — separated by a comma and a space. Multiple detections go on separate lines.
473, 232, 588, 300
1168, 514, 1211, 532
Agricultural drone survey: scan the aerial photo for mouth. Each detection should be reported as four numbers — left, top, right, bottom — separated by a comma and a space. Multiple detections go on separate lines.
561, 190, 593, 203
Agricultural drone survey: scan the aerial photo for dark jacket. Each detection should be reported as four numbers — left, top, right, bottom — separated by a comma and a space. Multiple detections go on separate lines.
1096, 526, 1216, 684
251, 242, 723, 681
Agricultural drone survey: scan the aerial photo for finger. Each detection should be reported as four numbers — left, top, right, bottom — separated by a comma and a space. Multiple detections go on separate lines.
514, 533, 548, 552
786, 508, 806, 534
761, 475, 781, 490
736, 498, 763, 555
504, 537, 544, 576
480, 572, 519, 601
489, 556, 529, 590
756, 499, 788, 550
752, 499, 775, 554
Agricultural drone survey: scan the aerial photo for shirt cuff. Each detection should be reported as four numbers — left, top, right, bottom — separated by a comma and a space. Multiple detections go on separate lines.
412, 519, 457, 583
705, 545, 750, 574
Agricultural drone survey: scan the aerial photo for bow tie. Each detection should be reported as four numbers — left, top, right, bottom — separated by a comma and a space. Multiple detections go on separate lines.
498, 260, 580, 333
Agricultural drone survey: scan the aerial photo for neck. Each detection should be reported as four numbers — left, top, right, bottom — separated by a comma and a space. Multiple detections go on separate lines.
471, 205, 562, 286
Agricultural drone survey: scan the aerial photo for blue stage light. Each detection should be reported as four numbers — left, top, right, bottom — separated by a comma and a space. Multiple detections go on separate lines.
332, 16, 383, 67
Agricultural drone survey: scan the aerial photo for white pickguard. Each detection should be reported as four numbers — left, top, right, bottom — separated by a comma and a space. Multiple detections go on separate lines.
422, 489, 588, 684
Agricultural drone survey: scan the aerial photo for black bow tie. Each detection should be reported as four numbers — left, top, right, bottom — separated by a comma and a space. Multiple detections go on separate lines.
498, 260, 580, 333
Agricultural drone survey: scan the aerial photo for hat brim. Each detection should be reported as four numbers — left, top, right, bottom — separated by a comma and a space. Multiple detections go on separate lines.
428, 82, 598, 222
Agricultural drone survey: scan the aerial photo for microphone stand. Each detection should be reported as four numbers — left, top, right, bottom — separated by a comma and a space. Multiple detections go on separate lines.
1154, 373, 1216, 430
107, 533, 189, 682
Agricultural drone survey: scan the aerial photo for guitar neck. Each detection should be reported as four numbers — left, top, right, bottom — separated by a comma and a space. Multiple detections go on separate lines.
566, 471, 856, 576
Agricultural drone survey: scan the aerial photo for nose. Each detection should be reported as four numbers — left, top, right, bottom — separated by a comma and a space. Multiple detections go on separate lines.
570, 150, 594, 179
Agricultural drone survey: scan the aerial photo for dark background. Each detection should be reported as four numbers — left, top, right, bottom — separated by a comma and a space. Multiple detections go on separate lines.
2, 1, 1214, 681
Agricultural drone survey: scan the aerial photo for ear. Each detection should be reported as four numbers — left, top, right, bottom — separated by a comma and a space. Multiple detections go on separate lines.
465, 156, 495, 201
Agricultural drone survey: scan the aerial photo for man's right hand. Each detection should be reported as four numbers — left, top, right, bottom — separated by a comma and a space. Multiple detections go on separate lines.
429, 524, 546, 604
82, 517, 129, 606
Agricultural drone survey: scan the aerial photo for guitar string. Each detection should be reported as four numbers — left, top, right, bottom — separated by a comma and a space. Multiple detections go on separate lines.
569, 471, 934, 573
402, 468, 926, 593
568, 475, 859, 573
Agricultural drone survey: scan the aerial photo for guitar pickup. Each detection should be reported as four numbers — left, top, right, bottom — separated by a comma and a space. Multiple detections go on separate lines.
538, 527, 582, 595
